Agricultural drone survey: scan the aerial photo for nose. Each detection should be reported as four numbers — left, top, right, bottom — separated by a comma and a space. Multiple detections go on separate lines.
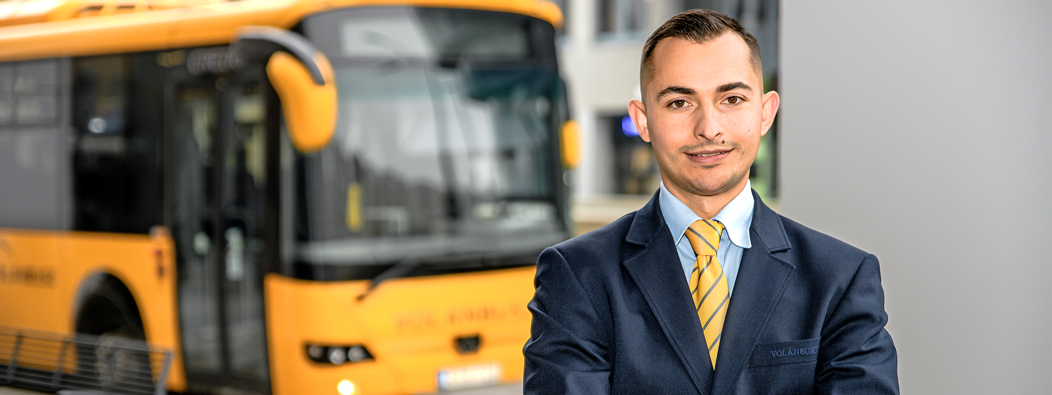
693, 105, 722, 140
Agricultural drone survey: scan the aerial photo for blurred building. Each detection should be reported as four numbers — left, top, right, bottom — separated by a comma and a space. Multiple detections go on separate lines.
553, 0, 780, 208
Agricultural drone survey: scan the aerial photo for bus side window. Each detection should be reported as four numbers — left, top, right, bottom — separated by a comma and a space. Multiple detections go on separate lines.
72, 54, 163, 234
0, 59, 71, 230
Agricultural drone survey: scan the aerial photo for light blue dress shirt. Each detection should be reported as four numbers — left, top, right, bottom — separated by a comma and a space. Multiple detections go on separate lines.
659, 181, 754, 296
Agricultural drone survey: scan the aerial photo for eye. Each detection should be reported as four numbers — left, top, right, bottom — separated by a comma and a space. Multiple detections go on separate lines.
725, 96, 743, 105
669, 100, 688, 108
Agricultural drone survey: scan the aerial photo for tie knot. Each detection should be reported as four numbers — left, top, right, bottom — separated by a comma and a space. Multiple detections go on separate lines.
685, 219, 724, 257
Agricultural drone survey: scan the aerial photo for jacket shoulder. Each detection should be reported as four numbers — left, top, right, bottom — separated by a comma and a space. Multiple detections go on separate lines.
549, 210, 637, 265
773, 214, 875, 273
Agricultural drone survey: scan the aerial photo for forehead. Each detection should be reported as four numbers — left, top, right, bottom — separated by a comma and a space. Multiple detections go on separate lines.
645, 33, 760, 98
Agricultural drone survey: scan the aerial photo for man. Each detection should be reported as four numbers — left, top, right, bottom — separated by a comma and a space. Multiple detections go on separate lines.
523, 9, 898, 394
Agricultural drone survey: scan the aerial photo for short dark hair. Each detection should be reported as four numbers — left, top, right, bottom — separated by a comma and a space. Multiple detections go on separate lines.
640, 9, 762, 89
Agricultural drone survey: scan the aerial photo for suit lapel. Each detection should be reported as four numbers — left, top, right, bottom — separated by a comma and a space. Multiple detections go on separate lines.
710, 191, 796, 395
622, 192, 713, 394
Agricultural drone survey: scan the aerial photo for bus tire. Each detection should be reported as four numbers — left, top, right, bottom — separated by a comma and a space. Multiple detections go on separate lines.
73, 276, 152, 391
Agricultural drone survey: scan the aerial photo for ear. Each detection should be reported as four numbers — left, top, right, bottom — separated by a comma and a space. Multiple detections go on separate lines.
628, 99, 650, 142
760, 90, 780, 137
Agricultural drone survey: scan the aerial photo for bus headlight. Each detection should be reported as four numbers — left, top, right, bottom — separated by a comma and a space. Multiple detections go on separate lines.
305, 343, 375, 365
337, 379, 357, 395
308, 345, 325, 360
347, 345, 368, 362
328, 347, 347, 364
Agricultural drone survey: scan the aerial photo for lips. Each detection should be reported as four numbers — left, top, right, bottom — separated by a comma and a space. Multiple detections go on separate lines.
685, 148, 732, 164
690, 150, 730, 157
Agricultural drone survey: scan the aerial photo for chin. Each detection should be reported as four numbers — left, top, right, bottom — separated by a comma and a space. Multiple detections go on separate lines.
688, 175, 746, 196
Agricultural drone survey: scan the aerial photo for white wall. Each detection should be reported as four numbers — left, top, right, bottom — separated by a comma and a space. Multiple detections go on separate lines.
780, 1, 1052, 393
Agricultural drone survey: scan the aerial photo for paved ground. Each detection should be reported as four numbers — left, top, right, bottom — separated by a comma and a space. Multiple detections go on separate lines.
0, 388, 45, 395
572, 194, 651, 235
0, 383, 523, 395
441, 382, 522, 395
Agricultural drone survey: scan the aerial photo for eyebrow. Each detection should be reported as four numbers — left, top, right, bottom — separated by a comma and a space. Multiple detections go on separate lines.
654, 82, 754, 101
716, 82, 753, 93
655, 86, 695, 100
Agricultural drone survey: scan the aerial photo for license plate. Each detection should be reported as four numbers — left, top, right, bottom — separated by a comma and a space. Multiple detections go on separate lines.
437, 363, 501, 391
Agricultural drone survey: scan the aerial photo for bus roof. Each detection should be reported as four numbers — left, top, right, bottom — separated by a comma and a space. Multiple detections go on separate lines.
0, 0, 563, 62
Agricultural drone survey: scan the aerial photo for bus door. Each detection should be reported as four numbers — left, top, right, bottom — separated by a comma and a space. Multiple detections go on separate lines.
168, 50, 271, 392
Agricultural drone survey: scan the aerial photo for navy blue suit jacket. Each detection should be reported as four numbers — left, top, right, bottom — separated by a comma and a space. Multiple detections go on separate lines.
523, 190, 898, 394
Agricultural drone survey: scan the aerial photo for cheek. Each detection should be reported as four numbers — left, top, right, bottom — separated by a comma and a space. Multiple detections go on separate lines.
725, 114, 761, 143
644, 120, 671, 146
723, 112, 747, 130
647, 134, 680, 166
650, 116, 690, 142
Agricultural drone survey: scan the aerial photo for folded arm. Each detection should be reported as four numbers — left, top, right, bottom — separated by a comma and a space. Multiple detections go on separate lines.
816, 254, 899, 394
523, 246, 611, 394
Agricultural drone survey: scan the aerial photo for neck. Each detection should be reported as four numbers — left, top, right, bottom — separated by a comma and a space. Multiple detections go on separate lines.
665, 177, 749, 220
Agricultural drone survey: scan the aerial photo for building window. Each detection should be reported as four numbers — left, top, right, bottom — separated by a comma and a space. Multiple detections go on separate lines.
598, 0, 648, 37
72, 54, 163, 233
0, 59, 71, 230
0, 60, 61, 127
606, 113, 658, 195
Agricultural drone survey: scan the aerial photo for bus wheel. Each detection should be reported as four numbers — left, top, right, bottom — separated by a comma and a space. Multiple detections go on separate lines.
75, 284, 151, 390
95, 328, 145, 389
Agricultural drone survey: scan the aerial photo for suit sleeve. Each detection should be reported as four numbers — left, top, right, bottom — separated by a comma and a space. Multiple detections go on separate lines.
815, 253, 899, 394
523, 246, 611, 394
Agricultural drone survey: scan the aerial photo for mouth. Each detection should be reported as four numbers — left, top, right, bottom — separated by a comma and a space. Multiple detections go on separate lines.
685, 148, 732, 164
689, 150, 730, 157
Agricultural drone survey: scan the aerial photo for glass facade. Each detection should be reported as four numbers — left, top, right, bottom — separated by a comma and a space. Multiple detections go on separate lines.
598, 0, 649, 37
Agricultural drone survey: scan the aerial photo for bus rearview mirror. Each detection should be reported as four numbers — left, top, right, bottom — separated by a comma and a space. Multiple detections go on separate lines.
560, 120, 581, 169
267, 51, 336, 153
234, 26, 336, 153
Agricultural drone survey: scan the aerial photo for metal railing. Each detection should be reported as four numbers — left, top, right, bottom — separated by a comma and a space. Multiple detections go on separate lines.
0, 327, 170, 395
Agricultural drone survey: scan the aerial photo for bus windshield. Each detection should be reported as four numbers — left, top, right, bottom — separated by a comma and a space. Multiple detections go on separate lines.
292, 7, 567, 280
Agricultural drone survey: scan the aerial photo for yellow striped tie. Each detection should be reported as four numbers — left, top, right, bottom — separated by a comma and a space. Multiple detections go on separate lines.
685, 219, 728, 369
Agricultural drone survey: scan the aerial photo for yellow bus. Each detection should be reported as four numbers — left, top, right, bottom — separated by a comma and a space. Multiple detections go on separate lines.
0, 0, 579, 393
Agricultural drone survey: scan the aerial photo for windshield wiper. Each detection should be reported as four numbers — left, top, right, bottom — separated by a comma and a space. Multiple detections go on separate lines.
354, 250, 527, 301
355, 255, 421, 302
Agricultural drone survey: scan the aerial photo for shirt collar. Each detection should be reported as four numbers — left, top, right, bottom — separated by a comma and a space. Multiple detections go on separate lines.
659, 180, 754, 249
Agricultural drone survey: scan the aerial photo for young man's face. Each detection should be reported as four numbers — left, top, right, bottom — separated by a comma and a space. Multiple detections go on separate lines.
629, 33, 779, 203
